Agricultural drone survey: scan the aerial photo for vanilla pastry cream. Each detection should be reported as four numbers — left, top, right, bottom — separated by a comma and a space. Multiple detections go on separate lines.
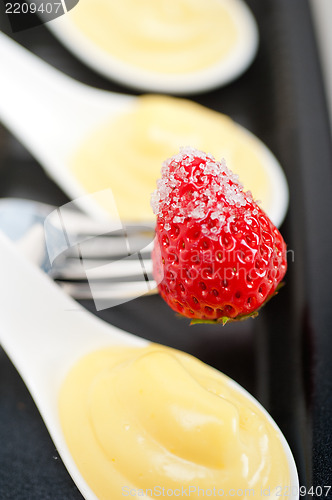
59, 344, 290, 500
67, 0, 238, 74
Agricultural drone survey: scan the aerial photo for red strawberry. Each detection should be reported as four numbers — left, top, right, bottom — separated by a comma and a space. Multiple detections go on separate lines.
151, 147, 287, 324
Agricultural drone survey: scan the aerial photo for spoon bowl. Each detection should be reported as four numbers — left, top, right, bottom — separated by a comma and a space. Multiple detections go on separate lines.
46, 0, 259, 94
0, 230, 299, 499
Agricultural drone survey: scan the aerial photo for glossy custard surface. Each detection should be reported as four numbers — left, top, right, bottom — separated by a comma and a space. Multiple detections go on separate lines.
68, 0, 238, 74
70, 95, 271, 221
59, 344, 290, 499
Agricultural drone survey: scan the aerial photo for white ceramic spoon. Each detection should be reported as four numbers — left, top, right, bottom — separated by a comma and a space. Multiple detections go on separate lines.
46, 0, 259, 94
0, 31, 135, 220
0, 230, 299, 500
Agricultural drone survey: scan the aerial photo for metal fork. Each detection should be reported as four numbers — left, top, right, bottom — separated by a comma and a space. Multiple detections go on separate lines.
0, 198, 158, 301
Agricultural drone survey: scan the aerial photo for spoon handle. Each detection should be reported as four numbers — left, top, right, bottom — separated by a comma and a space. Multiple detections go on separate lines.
0, 32, 133, 165
0, 32, 78, 157
0, 231, 142, 405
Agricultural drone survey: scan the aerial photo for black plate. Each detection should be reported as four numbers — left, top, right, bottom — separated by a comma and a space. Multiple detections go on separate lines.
0, 0, 332, 498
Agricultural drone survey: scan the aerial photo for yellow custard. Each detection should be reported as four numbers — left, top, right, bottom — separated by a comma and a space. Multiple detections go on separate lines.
70, 95, 271, 221
67, 0, 238, 74
59, 344, 290, 500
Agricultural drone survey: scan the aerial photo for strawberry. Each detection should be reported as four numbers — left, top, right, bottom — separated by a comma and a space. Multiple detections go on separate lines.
151, 147, 287, 324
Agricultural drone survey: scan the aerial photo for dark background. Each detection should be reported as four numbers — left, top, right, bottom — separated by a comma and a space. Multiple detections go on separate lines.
0, 0, 332, 498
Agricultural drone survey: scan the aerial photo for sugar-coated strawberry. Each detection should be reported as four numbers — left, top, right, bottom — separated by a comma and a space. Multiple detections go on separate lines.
151, 147, 287, 324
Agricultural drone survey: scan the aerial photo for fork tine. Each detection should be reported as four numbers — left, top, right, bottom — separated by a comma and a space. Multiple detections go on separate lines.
57, 280, 158, 300
65, 239, 154, 259
50, 257, 153, 280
